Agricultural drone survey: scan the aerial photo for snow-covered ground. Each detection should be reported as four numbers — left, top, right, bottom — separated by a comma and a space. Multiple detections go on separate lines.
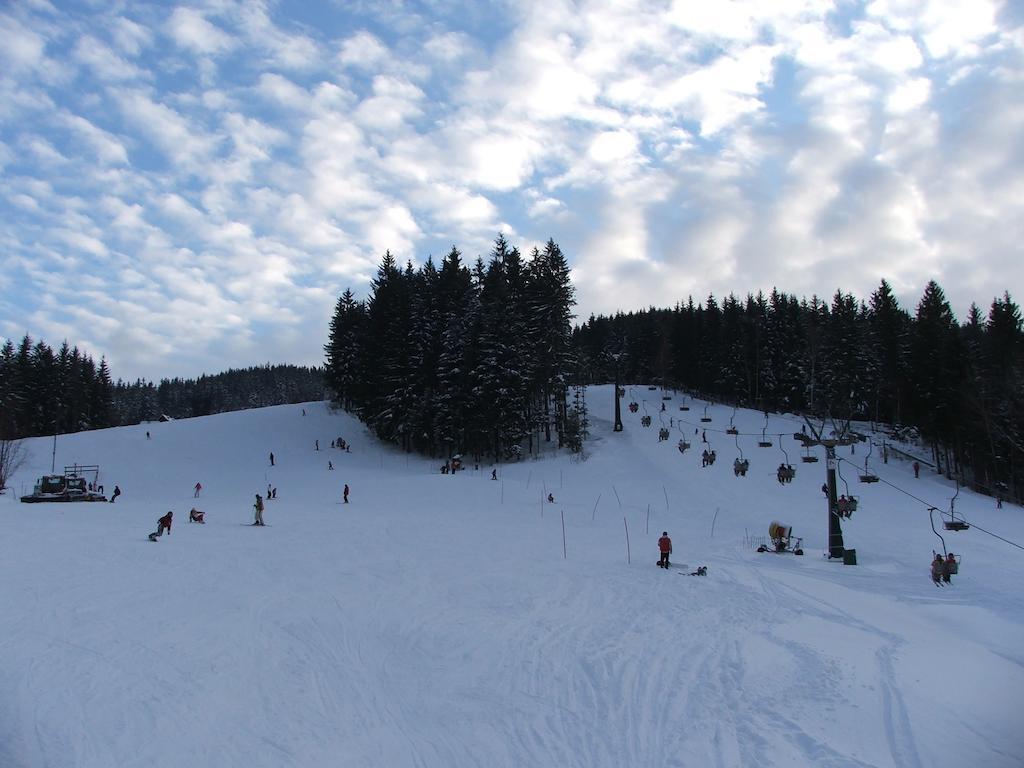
1, 386, 1022, 768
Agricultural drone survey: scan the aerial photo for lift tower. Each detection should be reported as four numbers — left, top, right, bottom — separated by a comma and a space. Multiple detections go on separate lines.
801, 417, 859, 560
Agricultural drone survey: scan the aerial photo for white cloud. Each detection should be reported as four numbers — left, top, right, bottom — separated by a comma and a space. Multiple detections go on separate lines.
167, 7, 235, 56
59, 112, 129, 165
110, 16, 153, 56
337, 31, 389, 70
72, 35, 148, 82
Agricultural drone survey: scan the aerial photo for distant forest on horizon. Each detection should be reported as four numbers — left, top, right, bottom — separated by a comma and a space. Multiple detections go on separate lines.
2, 242, 1021, 502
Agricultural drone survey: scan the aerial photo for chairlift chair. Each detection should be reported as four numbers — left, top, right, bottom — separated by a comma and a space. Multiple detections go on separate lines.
726, 407, 739, 435
858, 441, 880, 483
700, 405, 712, 423
757, 414, 773, 447
801, 445, 819, 463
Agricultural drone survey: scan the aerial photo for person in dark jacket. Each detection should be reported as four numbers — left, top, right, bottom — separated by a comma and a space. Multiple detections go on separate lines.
931, 554, 945, 585
658, 532, 672, 568
110, 485, 121, 503
189, 508, 205, 523
343, 484, 350, 504
149, 511, 173, 541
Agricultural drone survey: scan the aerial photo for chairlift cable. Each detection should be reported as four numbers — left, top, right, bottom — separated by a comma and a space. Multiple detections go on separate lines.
835, 457, 1024, 552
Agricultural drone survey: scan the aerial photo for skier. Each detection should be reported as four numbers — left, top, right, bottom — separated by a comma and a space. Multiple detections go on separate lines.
189, 508, 205, 523
343, 484, 350, 504
315, 440, 319, 451
547, 493, 555, 503
931, 554, 945, 585
658, 531, 673, 568
194, 481, 202, 498
148, 511, 173, 541
269, 452, 275, 467
491, 468, 497, 481
253, 494, 265, 526
913, 461, 920, 478
110, 485, 121, 503
328, 461, 334, 470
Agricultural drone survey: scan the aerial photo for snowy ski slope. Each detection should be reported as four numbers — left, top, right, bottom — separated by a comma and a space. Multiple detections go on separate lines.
1, 385, 1022, 767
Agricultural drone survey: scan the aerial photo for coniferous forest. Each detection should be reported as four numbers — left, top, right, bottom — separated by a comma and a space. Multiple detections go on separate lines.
324, 235, 578, 462
0, 334, 323, 439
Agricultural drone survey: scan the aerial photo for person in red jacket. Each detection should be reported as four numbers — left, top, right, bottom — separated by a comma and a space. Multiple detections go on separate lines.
658, 531, 672, 568
148, 511, 173, 541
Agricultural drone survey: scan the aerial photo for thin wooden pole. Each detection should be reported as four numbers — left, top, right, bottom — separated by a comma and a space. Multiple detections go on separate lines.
624, 517, 631, 564
645, 504, 650, 534
592, 493, 601, 521
613, 484, 622, 508
561, 510, 567, 559
711, 507, 720, 538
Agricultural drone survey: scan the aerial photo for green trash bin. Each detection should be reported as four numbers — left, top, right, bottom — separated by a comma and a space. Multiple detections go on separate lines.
843, 548, 857, 565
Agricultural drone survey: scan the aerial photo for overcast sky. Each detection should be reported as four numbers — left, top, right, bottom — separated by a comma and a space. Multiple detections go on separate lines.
1, 1, 1021, 381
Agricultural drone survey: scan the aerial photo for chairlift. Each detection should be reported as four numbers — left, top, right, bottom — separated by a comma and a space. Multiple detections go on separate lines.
776, 444, 795, 483
801, 444, 819, 463
700, 405, 712, 423
679, 395, 690, 411
859, 440, 880, 483
834, 462, 859, 518
726, 406, 738, 435
929, 504, 967, 565
943, 483, 970, 531
757, 414, 773, 447
732, 435, 749, 477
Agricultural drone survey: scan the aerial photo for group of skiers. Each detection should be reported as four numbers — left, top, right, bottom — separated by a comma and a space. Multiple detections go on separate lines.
931, 552, 958, 585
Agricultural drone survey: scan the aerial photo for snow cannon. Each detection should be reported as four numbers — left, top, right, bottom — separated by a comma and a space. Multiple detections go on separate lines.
758, 521, 803, 555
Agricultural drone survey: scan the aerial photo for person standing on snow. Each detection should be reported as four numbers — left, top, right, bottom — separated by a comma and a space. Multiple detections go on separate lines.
194, 482, 202, 498
343, 484, 350, 504
269, 452, 275, 467
658, 531, 673, 568
149, 511, 173, 541
253, 494, 265, 526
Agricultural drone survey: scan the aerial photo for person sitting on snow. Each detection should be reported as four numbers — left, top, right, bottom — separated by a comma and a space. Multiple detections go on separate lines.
189, 508, 205, 524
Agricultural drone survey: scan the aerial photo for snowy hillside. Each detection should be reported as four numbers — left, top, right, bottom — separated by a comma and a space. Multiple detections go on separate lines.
1, 387, 1022, 768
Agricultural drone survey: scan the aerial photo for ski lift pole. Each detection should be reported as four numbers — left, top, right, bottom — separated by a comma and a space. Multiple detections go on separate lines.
929, 507, 947, 557
825, 443, 846, 559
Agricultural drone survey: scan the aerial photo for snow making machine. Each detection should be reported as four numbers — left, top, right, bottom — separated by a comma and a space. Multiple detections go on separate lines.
21, 465, 107, 503
757, 521, 804, 555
